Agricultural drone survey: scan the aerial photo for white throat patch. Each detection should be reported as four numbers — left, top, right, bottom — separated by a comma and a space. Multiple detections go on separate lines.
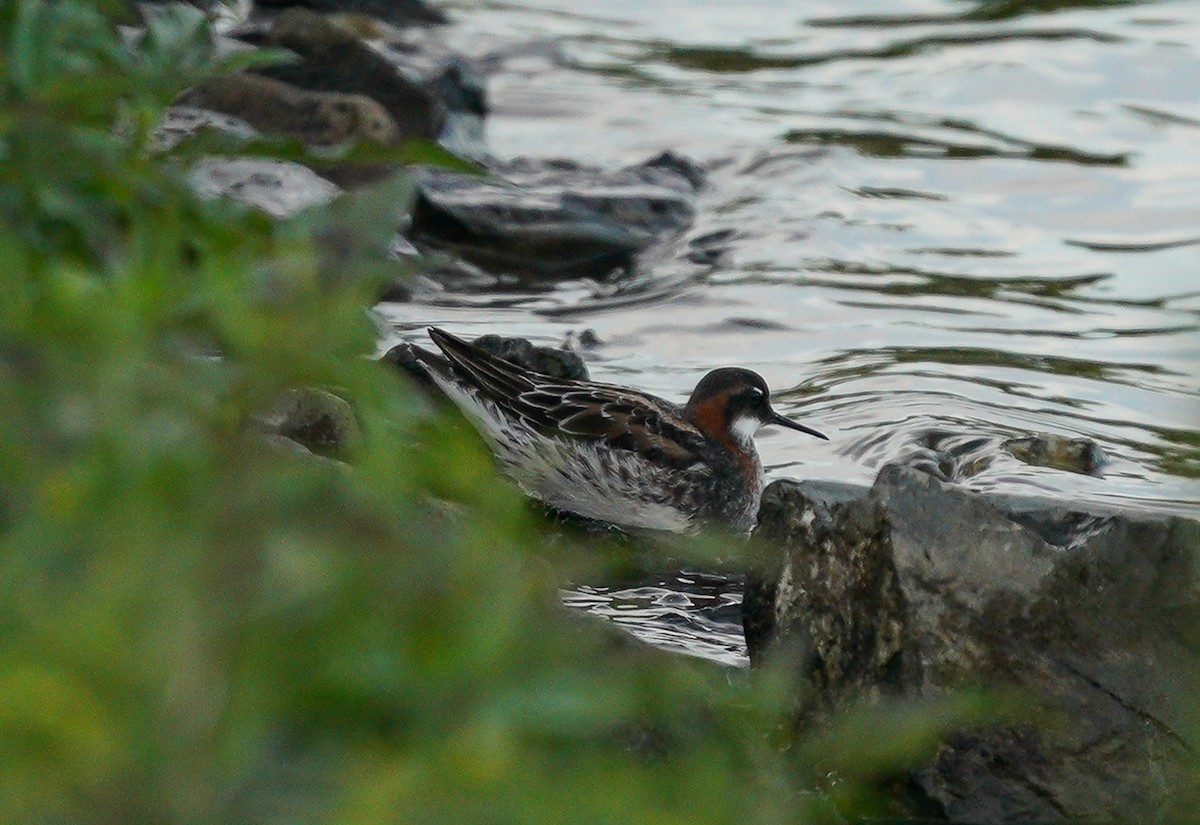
730, 414, 761, 444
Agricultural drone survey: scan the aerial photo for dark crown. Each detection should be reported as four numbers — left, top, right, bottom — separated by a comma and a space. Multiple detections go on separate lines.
684, 368, 770, 412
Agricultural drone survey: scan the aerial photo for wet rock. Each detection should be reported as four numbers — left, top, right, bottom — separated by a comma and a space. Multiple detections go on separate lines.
744, 485, 904, 712
471, 334, 588, 381
426, 62, 488, 120
189, 157, 341, 217
747, 464, 1199, 823
565, 328, 602, 350
558, 152, 703, 235
409, 189, 645, 281
380, 342, 440, 390
375, 279, 413, 303
178, 73, 400, 145
638, 151, 706, 191
253, 9, 444, 141
381, 332, 590, 388
254, 0, 448, 27
1004, 433, 1106, 476
408, 155, 702, 282
254, 388, 360, 456
424, 61, 488, 156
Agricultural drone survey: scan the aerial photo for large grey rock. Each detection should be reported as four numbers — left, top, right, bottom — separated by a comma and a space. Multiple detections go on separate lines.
746, 464, 1199, 823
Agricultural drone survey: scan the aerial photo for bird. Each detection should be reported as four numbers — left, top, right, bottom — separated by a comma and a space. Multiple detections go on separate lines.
409, 327, 828, 535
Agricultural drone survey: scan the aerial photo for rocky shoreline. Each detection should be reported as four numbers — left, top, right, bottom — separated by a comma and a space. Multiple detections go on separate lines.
145, 0, 708, 297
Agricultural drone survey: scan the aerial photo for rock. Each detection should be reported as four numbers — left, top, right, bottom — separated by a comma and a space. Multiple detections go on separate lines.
426, 62, 488, 120
229, 8, 487, 155
408, 155, 702, 282
747, 464, 1199, 823
375, 279, 413, 303
635, 150, 706, 192
189, 157, 341, 217
254, 0, 448, 27
177, 73, 400, 146
424, 61, 488, 156
152, 105, 259, 151
254, 388, 360, 456
471, 334, 588, 381
381, 332, 590, 389
409, 188, 646, 281
380, 342, 440, 390
556, 152, 702, 236
566, 328, 602, 350
1004, 433, 1106, 476
254, 9, 444, 141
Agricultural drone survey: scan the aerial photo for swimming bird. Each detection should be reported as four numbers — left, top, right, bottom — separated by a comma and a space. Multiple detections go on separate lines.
410, 327, 828, 535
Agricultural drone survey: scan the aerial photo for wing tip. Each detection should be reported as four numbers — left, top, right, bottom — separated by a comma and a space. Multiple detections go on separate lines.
426, 325, 452, 349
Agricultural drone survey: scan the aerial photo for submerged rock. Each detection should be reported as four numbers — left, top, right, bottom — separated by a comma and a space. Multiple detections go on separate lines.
747, 464, 1199, 823
1003, 433, 1106, 476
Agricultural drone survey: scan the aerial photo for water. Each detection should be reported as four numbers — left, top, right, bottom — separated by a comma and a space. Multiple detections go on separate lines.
560, 571, 748, 668
378, 0, 1200, 664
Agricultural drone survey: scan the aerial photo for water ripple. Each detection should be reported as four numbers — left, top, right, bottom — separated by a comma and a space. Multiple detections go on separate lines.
652, 28, 1123, 73
561, 571, 748, 667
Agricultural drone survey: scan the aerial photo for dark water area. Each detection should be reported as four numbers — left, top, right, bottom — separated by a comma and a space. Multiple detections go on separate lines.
379, 0, 1200, 663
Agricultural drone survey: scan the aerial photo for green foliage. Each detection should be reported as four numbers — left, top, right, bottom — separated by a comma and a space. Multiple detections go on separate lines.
0, 3, 1011, 824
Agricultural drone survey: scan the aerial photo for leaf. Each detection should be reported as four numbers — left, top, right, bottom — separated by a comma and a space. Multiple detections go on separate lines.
9, 0, 49, 95
211, 45, 299, 75
137, 2, 213, 75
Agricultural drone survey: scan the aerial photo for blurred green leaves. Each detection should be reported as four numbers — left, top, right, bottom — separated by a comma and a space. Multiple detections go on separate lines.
0, 3, 803, 822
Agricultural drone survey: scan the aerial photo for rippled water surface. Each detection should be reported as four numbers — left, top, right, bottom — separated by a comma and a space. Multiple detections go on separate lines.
380, 0, 1200, 661
561, 571, 748, 667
